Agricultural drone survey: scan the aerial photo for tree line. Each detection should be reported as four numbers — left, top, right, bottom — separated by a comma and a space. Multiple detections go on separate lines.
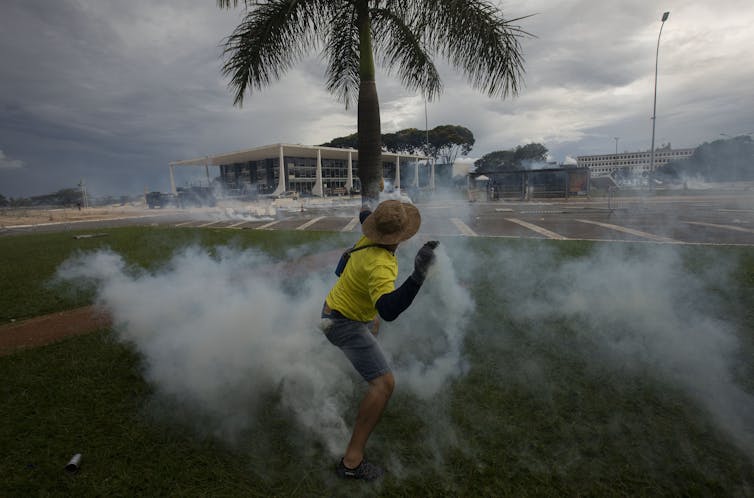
0, 189, 138, 208
657, 135, 754, 182
321, 124, 474, 167
473, 143, 549, 171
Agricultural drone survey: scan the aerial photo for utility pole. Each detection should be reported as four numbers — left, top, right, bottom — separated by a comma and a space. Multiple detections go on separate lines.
649, 11, 670, 191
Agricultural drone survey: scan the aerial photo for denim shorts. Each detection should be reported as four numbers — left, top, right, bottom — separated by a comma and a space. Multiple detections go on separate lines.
321, 306, 390, 382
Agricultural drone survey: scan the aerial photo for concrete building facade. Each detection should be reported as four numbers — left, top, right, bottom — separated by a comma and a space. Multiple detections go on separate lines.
577, 146, 694, 178
169, 143, 431, 197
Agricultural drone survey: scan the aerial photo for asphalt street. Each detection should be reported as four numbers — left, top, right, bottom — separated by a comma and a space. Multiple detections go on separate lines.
3, 193, 754, 246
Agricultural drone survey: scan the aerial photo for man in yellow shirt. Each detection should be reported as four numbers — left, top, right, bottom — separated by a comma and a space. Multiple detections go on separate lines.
322, 199, 438, 480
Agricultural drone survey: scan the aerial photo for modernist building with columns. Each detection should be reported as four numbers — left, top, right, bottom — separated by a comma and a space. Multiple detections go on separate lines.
169, 143, 432, 197
577, 146, 694, 178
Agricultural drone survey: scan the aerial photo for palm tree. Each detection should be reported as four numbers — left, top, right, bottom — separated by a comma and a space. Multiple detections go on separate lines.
216, 0, 529, 207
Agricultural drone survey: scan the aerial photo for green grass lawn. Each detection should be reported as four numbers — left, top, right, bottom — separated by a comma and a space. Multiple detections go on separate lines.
1, 227, 753, 496
0, 227, 349, 322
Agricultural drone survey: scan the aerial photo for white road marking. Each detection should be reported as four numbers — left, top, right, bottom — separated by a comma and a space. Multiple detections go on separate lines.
257, 220, 280, 230
296, 216, 325, 230
196, 220, 222, 228
519, 210, 566, 215
576, 219, 676, 242
505, 218, 567, 240
174, 221, 194, 227
228, 220, 248, 228
450, 218, 478, 236
685, 221, 754, 234
342, 215, 360, 232
5, 214, 162, 229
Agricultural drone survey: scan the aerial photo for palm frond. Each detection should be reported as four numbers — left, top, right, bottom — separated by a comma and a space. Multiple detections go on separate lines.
415, 0, 531, 98
221, 0, 334, 106
371, 7, 442, 101
323, 5, 360, 109
216, 0, 262, 10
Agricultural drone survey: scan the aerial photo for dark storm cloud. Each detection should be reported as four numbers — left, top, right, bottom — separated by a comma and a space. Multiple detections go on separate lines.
1, 0, 752, 196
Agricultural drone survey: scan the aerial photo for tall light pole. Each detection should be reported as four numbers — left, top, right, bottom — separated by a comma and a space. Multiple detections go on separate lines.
614, 137, 619, 155
649, 11, 670, 190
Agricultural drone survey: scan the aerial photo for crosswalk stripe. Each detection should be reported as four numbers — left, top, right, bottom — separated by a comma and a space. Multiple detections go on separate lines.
257, 220, 280, 229
685, 221, 754, 234
342, 215, 360, 232
576, 219, 675, 242
196, 220, 221, 228
505, 218, 567, 240
450, 218, 478, 236
296, 216, 325, 230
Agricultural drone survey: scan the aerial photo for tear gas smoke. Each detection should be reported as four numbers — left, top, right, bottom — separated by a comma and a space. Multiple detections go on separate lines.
55, 241, 472, 456
54, 233, 753, 468
461, 242, 754, 459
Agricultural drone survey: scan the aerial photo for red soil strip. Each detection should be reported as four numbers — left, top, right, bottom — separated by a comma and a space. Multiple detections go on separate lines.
0, 306, 111, 356
0, 248, 346, 356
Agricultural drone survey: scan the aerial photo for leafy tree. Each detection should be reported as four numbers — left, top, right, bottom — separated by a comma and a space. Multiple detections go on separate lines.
474, 149, 518, 172
324, 124, 475, 164
657, 135, 753, 181
382, 128, 425, 155
322, 133, 359, 150
513, 142, 548, 165
10, 197, 31, 207
427, 124, 475, 166
216, 0, 529, 206
0, 193, 7, 207
474, 142, 548, 172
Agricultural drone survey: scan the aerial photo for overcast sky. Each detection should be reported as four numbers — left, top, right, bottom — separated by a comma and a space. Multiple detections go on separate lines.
1, 0, 753, 197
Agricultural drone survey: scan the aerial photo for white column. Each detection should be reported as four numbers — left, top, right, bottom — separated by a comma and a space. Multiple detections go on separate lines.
273, 144, 286, 195
413, 159, 420, 187
395, 155, 401, 190
346, 151, 353, 192
169, 164, 176, 194
430, 159, 436, 190
312, 148, 324, 197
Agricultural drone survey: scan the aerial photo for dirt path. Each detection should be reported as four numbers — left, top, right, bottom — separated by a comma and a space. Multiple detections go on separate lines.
0, 306, 111, 356
0, 248, 345, 356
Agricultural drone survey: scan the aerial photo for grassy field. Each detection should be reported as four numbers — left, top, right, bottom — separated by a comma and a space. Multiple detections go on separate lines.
0, 227, 349, 322
1, 227, 753, 496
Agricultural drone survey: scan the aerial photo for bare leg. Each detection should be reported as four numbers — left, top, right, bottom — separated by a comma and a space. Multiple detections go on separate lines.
342, 372, 395, 468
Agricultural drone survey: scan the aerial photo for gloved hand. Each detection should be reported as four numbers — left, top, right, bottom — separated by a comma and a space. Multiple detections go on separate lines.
411, 240, 439, 284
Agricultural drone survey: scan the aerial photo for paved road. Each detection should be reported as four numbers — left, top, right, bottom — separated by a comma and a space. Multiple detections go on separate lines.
3, 193, 754, 246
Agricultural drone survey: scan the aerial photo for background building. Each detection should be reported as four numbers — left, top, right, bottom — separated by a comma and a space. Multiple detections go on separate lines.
577, 146, 694, 179
169, 143, 431, 198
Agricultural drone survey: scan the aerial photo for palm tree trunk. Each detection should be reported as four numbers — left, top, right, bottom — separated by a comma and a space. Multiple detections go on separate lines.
355, 0, 381, 208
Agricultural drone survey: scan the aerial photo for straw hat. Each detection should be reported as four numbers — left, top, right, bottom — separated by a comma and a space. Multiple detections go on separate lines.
362, 200, 421, 245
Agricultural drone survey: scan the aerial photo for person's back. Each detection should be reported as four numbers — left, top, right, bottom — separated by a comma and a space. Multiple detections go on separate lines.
326, 236, 397, 323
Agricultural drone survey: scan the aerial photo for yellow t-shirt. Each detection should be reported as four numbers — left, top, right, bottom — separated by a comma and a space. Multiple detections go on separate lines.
325, 236, 397, 322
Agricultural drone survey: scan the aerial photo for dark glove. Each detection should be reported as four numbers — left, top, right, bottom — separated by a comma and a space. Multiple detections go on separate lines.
411, 241, 439, 284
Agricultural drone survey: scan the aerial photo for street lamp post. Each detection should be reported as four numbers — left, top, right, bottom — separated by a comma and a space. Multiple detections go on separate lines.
649, 11, 670, 190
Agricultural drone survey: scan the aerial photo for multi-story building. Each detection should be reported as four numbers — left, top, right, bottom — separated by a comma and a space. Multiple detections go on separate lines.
169, 143, 431, 197
577, 146, 695, 178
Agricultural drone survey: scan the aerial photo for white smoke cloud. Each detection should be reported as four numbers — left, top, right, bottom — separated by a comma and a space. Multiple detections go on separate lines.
475, 242, 754, 458
55, 240, 473, 457
54, 232, 752, 469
